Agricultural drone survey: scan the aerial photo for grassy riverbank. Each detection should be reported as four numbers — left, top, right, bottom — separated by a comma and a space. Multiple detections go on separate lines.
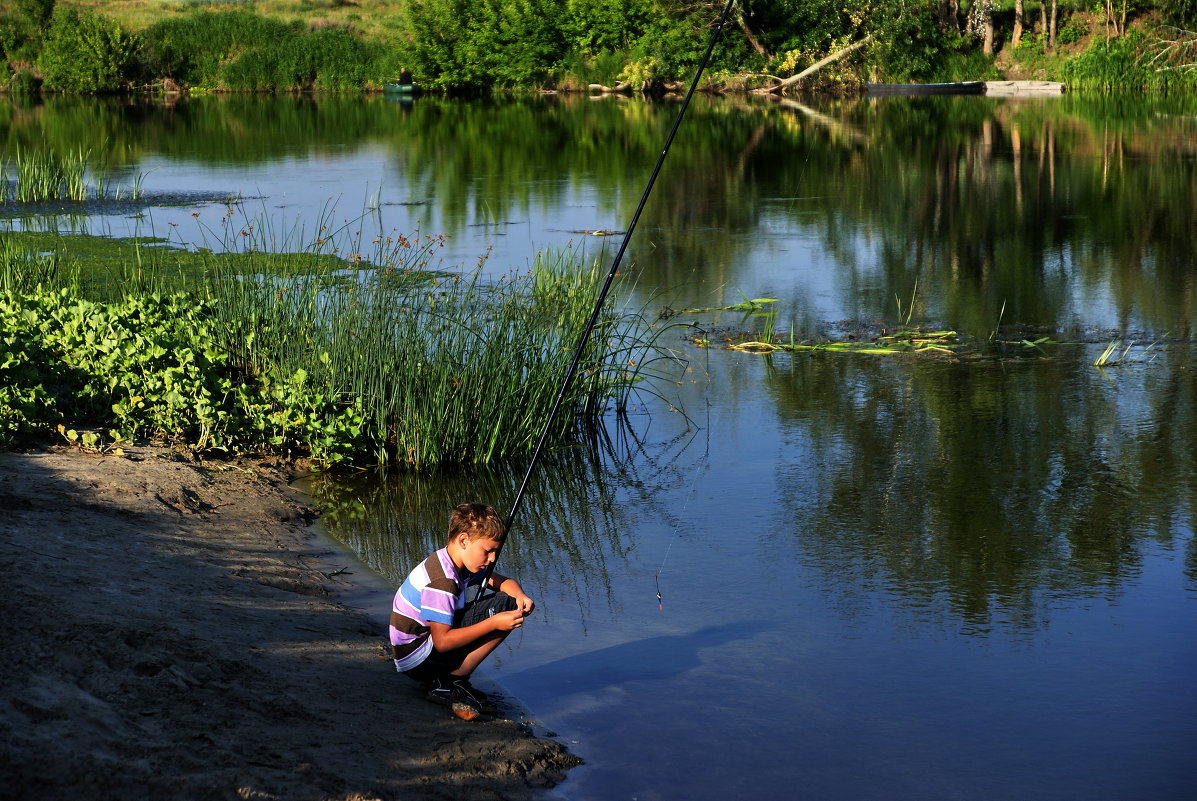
3, 1, 1193, 93
0, 217, 674, 468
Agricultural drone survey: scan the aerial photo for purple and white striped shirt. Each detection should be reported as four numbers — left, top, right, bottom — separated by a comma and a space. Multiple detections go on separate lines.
389, 547, 481, 671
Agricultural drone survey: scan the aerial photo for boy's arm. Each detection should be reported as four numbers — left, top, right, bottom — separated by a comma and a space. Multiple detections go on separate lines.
488, 572, 535, 614
427, 612, 523, 652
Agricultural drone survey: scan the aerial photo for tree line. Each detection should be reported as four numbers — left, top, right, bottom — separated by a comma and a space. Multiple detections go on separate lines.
1, 0, 1195, 93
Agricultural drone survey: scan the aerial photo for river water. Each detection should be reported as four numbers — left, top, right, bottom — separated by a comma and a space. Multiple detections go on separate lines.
4, 92, 1195, 800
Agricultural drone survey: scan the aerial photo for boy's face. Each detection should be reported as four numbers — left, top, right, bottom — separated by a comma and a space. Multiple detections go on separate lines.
458, 534, 503, 574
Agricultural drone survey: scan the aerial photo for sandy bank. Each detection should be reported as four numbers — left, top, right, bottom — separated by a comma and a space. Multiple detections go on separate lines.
0, 445, 579, 800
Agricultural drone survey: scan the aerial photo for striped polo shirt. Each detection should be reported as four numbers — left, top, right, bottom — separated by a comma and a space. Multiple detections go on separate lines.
389, 547, 480, 671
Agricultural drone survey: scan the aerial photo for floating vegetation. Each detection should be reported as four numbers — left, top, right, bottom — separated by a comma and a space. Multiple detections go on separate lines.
680, 294, 1077, 360
700, 328, 966, 356
1092, 337, 1166, 367
1094, 339, 1132, 367
663, 294, 780, 316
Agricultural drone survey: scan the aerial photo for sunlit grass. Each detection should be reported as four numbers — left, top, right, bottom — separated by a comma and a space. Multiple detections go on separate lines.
59, 0, 406, 41
2, 147, 149, 204
2, 211, 681, 467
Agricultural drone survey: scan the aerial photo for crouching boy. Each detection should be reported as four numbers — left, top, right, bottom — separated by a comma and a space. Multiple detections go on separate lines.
389, 502, 534, 720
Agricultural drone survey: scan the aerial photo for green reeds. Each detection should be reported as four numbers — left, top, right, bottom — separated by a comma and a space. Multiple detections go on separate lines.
1092, 337, 1163, 367
4, 207, 677, 467
0, 238, 66, 293
2, 147, 149, 204
14, 148, 88, 203
144, 213, 678, 468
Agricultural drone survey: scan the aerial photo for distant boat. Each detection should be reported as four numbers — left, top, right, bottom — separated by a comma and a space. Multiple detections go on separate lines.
383, 82, 421, 96
866, 81, 985, 96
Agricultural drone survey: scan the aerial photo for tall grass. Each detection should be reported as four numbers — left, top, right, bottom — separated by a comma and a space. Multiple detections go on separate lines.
0, 238, 69, 293
2, 147, 149, 204
1063, 30, 1197, 91
14, 148, 86, 202
74, 210, 682, 467
199, 242, 675, 466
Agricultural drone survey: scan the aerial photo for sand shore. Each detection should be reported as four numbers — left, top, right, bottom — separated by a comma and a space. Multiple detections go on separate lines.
0, 445, 579, 800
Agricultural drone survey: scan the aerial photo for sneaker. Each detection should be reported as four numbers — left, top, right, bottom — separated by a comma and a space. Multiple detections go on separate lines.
424, 676, 452, 707
450, 682, 483, 721
451, 677, 498, 713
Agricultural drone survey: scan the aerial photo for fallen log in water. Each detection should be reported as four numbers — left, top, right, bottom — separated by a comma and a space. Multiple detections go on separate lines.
984, 80, 1066, 96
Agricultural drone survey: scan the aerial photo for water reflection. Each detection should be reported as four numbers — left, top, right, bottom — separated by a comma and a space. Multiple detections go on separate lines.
3, 92, 1194, 336
312, 342, 1196, 638
308, 421, 710, 619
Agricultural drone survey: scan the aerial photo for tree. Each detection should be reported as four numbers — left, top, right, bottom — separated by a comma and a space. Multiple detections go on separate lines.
966, 0, 995, 55
36, 8, 140, 92
1012, 0, 1025, 48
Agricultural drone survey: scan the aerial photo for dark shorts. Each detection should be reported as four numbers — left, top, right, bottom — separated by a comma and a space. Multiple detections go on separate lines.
400, 592, 518, 683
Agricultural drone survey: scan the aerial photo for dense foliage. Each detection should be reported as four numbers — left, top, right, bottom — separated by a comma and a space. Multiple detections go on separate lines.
0, 220, 669, 467
1158, 0, 1197, 26
0, 287, 367, 459
37, 7, 141, 93
0, 1, 1193, 93
141, 10, 396, 90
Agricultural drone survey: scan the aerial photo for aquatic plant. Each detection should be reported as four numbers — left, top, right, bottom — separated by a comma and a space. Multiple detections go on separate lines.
186, 227, 677, 467
0, 217, 679, 468
2, 146, 149, 204
0, 238, 66, 293
726, 328, 962, 356
1093, 339, 1129, 366
13, 148, 83, 202
0, 286, 366, 459
672, 294, 779, 315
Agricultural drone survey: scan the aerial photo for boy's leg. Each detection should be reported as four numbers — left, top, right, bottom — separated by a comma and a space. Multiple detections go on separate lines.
456, 591, 518, 628
450, 592, 519, 678
405, 593, 519, 720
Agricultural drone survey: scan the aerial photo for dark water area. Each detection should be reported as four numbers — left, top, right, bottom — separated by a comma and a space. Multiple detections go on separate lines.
3, 91, 1195, 799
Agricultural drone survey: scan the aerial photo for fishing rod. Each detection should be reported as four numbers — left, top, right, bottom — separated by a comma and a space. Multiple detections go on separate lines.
479, 0, 740, 597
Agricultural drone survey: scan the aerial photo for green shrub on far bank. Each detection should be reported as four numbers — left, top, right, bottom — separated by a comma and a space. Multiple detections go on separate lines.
1063, 29, 1197, 91
141, 10, 297, 89
219, 26, 388, 90
142, 10, 395, 90
37, 7, 141, 93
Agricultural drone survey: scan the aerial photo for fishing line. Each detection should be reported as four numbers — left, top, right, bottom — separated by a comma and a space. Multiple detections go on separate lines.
479, 0, 739, 596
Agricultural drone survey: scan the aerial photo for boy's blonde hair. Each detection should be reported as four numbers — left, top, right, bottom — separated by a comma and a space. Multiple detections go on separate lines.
448, 503, 506, 543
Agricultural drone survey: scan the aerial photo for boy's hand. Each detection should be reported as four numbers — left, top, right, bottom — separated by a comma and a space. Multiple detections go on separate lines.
513, 594, 536, 614
493, 609, 527, 631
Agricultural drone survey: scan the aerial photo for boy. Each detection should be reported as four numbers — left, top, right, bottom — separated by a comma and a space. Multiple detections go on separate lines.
389, 502, 535, 721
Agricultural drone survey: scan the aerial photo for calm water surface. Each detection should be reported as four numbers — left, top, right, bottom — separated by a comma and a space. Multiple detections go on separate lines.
4, 92, 1195, 800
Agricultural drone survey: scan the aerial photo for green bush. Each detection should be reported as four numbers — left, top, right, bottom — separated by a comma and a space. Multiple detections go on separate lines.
866, 0, 986, 82
15, 0, 55, 30
220, 25, 386, 90
36, 7, 141, 93
404, 0, 618, 88
1062, 30, 1195, 91
141, 11, 297, 87
144, 11, 390, 91
0, 287, 366, 463
0, 13, 42, 65
1157, 0, 1197, 27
